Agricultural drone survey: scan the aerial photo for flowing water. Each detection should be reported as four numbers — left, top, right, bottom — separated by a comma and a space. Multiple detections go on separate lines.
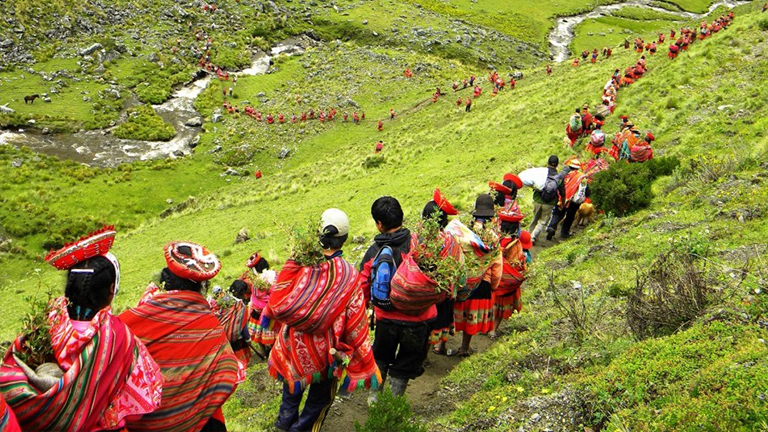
548, 0, 748, 62
0, 40, 304, 167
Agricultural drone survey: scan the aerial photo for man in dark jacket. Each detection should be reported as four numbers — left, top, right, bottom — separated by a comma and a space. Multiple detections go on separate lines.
359, 196, 436, 403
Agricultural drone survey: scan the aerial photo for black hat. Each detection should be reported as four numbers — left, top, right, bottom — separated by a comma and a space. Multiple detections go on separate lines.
548, 155, 559, 166
472, 194, 495, 218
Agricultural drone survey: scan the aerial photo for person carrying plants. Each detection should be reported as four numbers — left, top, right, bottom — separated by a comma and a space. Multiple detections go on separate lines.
566, 108, 582, 146
423, 190, 460, 356
529, 155, 566, 244
119, 241, 244, 432
465, 97, 472, 112
580, 104, 593, 136
490, 208, 529, 339
377, 120, 383, 131
208, 278, 253, 365
447, 194, 502, 356
359, 197, 437, 401
375, 140, 384, 153
0, 227, 162, 432
241, 252, 278, 358
629, 132, 655, 163
265, 209, 379, 432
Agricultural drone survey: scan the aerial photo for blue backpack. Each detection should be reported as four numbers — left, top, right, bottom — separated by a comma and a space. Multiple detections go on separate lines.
370, 245, 397, 311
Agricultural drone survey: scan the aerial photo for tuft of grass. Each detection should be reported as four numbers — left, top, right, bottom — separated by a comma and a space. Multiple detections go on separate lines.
112, 105, 176, 141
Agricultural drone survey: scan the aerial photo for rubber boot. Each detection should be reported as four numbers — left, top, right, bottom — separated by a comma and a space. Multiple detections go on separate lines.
389, 377, 409, 397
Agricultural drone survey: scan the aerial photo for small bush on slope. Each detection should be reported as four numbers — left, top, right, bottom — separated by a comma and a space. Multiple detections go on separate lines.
113, 105, 176, 141
356, 390, 427, 432
590, 156, 678, 216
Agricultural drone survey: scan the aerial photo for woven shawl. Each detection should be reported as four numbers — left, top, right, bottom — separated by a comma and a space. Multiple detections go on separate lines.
0, 297, 162, 431
266, 257, 380, 393
119, 285, 244, 432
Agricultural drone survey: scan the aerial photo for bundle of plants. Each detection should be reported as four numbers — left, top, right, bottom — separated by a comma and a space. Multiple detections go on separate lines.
389, 215, 466, 315
252, 274, 272, 292
445, 215, 500, 299
14, 293, 56, 370
283, 220, 326, 267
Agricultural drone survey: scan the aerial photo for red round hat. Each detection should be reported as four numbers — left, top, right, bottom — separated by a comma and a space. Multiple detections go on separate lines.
646, 132, 655, 141
164, 241, 221, 282
245, 252, 262, 268
518, 230, 533, 250
502, 173, 523, 189
489, 181, 512, 196
433, 189, 458, 216
44, 225, 116, 270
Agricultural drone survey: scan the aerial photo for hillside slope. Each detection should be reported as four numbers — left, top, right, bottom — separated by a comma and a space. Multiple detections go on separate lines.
0, 1, 767, 431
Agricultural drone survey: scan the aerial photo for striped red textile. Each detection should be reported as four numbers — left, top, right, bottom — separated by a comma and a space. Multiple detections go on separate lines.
389, 233, 464, 315
209, 297, 252, 364
496, 239, 526, 297
0, 389, 21, 432
0, 297, 162, 431
266, 257, 381, 393
119, 285, 244, 432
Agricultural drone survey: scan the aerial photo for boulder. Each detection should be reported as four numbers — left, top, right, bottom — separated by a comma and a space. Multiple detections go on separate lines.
172, 150, 185, 157
277, 148, 291, 159
185, 117, 203, 127
211, 112, 223, 123
0, 104, 15, 114
79, 43, 103, 56
223, 167, 240, 176
43, 97, 52, 103
235, 228, 250, 244
42, 128, 51, 135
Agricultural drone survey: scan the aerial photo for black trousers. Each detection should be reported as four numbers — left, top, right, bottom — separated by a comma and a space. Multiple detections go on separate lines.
275, 379, 337, 432
373, 320, 430, 380
547, 203, 581, 236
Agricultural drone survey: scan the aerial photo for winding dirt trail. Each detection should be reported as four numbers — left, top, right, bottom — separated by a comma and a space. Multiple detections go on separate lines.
320, 237, 555, 431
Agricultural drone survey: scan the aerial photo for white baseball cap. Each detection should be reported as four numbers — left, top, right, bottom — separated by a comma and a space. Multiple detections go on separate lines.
320, 208, 349, 237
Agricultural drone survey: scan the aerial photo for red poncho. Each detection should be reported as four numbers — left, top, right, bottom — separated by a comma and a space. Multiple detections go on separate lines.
0, 297, 162, 432
265, 257, 380, 394
119, 285, 244, 432
0, 394, 20, 432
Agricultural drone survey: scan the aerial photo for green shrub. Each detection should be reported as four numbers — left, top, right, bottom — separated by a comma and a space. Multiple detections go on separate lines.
362, 154, 386, 169
646, 156, 680, 178
759, 19, 768, 32
355, 390, 427, 432
113, 105, 176, 141
590, 162, 654, 216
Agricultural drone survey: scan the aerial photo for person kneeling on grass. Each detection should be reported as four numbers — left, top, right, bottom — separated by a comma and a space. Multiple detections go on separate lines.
265, 209, 380, 432
119, 241, 244, 432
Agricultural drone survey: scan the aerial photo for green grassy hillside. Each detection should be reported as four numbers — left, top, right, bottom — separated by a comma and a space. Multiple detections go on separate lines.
1, 0, 767, 430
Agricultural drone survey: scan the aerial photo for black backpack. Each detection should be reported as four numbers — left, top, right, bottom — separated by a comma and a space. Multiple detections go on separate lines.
540, 173, 559, 202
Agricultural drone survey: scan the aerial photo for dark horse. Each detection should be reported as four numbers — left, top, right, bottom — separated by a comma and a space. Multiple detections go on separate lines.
24, 94, 39, 104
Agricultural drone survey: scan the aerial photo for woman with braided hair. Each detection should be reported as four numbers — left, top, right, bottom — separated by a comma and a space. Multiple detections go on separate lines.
0, 226, 162, 432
